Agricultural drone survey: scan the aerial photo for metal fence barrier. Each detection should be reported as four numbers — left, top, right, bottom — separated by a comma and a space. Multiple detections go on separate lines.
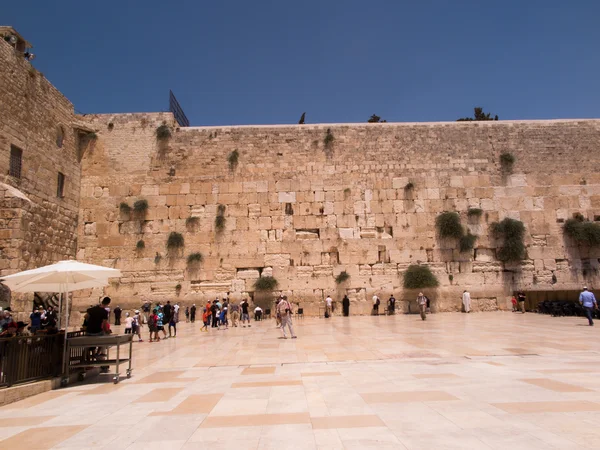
0, 331, 83, 387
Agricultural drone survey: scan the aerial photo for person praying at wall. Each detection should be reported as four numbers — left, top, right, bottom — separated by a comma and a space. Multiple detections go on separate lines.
462, 290, 471, 313
342, 295, 350, 317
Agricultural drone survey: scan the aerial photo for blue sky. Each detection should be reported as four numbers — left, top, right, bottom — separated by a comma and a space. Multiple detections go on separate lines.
4, 0, 599, 125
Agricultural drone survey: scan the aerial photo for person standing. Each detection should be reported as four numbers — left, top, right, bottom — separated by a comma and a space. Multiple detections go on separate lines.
241, 298, 251, 327
190, 304, 197, 323
372, 294, 380, 316
85, 297, 111, 336
342, 295, 350, 317
163, 301, 173, 325
579, 286, 597, 326
124, 312, 133, 334
325, 295, 333, 318
133, 310, 143, 342
168, 309, 178, 337
517, 291, 526, 314
275, 298, 282, 327
462, 290, 471, 313
211, 301, 219, 328
230, 302, 240, 327
29, 307, 43, 334
277, 296, 297, 339
388, 295, 396, 315
417, 292, 428, 320
114, 305, 122, 326
185, 306, 190, 322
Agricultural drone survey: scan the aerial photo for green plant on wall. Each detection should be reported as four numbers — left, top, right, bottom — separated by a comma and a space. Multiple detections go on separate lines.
154, 253, 162, 264
228, 149, 239, 171
166, 232, 184, 250
564, 213, 600, 247
133, 199, 148, 216
403, 265, 439, 289
435, 212, 463, 239
500, 152, 515, 172
119, 202, 131, 215
459, 232, 478, 253
136, 240, 145, 250
186, 216, 200, 231
156, 124, 171, 140
254, 276, 278, 291
215, 204, 226, 233
467, 208, 483, 219
491, 218, 526, 262
187, 252, 203, 264
335, 271, 350, 284
323, 128, 334, 149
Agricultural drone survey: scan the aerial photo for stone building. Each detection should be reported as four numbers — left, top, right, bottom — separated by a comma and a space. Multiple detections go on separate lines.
2, 27, 600, 316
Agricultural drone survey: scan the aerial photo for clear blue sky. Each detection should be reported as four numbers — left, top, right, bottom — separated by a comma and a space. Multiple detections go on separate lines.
4, 0, 600, 125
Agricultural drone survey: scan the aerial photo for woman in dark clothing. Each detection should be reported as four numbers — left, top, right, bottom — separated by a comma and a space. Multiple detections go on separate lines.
342, 295, 350, 317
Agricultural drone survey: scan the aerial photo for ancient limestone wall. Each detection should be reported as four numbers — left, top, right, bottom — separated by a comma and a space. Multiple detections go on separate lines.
77, 113, 600, 315
0, 38, 81, 311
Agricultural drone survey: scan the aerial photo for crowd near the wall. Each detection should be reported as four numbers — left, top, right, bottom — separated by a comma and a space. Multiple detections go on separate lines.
1, 287, 598, 341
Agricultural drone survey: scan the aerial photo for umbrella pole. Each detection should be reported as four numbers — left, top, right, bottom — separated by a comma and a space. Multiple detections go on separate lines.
62, 284, 70, 381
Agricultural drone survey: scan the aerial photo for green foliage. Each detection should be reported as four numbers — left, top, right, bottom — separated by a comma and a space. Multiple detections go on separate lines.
228, 149, 239, 171
457, 107, 499, 121
323, 128, 334, 148
215, 204, 226, 232
187, 252, 203, 264
156, 124, 171, 140
404, 182, 414, 191
136, 240, 145, 250
335, 271, 350, 284
119, 202, 131, 215
403, 265, 439, 289
368, 114, 383, 123
215, 215, 226, 232
186, 216, 199, 229
467, 208, 483, 218
254, 276, 279, 291
88, 132, 98, 140
175, 283, 182, 291
166, 232, 184, 250
459, 232, 478, 253
133, 199, 148, 214
500, 152, 515, 169
448, 274, 454, 283
298, 112, 306, 124
491, 218, 526, 262
154, 253, 162, 264
564, 215, 600, 247
435, 212, 463, 239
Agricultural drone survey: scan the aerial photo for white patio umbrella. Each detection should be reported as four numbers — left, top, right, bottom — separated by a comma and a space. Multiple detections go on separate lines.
0, 260, 121, 374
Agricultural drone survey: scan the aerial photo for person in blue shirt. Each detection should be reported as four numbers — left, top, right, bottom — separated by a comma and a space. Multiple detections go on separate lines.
579, 286, 597, 326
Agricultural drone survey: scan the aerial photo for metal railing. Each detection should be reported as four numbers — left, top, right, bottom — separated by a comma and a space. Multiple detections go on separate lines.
0, 334, 65, 387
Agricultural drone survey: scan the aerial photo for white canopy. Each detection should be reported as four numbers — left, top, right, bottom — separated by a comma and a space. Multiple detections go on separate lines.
0, 260, 120, 293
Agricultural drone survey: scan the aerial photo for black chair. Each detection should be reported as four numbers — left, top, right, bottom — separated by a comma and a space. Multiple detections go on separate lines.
264, 308, 271, 319
296, 308, 304, 320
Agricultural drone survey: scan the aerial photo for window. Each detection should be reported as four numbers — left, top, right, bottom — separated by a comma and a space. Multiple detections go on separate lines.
57, 172, 65, 198
56, 126, 64, 148
9, 145, 23, 179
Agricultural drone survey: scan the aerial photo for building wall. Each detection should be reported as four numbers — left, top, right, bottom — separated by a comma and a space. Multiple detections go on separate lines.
0, 38, 81, 311
77, 113, 600, 315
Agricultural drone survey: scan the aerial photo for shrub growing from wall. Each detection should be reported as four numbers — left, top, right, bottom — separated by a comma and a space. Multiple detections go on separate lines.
403, 265, 439, 289
491, 218, 526, 262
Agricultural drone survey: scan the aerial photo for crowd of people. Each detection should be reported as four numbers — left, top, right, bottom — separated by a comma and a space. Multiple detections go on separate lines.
0, 305, 59, 337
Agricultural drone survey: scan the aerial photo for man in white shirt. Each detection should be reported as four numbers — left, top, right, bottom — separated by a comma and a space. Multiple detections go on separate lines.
325, 295, 333, 318
372, 294, 380, 315
462, 290, 471, 313
254, 306, 263, 321
277, 296, 296, 339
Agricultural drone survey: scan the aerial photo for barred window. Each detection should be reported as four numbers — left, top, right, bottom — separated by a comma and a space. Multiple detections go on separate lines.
9, 145, 23, 179
57, 172, 65, 198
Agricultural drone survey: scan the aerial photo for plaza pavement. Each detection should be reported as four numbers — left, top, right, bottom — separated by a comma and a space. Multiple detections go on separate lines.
1, 311, 599, 449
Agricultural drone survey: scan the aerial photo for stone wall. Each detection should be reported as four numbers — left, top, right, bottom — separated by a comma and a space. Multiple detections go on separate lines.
0, 38, 81, 312
77, 113, 600, 315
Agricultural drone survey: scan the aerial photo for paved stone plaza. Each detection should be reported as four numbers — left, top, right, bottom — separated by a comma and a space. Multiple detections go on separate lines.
1, 312, 600, 449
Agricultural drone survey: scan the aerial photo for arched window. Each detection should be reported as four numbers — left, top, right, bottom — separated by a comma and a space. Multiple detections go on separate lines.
56, 125, 65, 148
